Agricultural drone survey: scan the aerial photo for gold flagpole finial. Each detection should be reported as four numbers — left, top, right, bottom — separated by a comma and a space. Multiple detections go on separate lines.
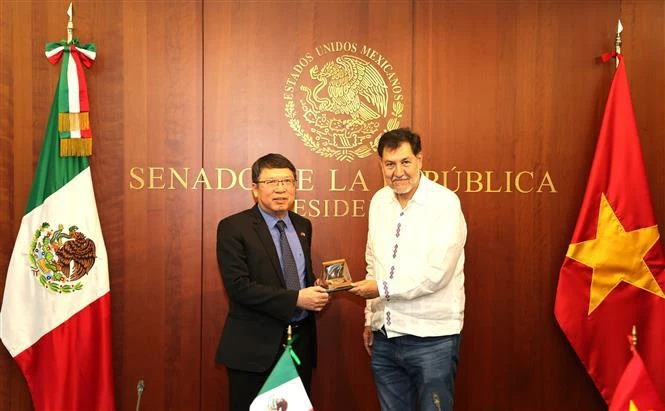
631, 324, 637, 348
287, 325, 292, 343
615, 19, 623, 68
67, 2, 74, 43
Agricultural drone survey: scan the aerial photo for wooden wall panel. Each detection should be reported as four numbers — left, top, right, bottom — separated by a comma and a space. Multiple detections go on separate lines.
114, 2, 203, 410
1, 1, 665, 410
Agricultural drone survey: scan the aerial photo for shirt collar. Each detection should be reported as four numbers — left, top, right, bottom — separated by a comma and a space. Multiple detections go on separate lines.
257, 206, 293, 230
411, 172, 433, 205
390, 172, 431, 207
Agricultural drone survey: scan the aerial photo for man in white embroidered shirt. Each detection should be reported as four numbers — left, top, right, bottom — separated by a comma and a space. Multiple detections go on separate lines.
350, 128, 467, 411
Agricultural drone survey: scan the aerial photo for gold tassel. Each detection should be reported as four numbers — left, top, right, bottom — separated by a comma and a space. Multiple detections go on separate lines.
60, 138, 92, 157
80, 112, 90, 130
58, 112, 90, 132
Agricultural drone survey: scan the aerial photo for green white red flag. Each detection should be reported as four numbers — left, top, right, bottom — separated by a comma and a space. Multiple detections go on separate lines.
0, 39, 115, 410
45, 39, 96, 157
250, 344, 313, 411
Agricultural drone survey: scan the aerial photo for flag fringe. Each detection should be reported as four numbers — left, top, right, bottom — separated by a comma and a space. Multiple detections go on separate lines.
58, 112, 90, 132
60, 138, 92, 157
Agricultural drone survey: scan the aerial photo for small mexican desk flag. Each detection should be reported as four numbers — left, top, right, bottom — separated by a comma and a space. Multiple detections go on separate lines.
0, 39, 115, 410
250, 343, 313, 411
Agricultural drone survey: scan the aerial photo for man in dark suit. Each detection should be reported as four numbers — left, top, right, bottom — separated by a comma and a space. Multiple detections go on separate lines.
216, 153, 330, 411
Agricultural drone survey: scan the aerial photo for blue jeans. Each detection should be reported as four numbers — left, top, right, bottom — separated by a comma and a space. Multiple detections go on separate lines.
371, 331, 461, 411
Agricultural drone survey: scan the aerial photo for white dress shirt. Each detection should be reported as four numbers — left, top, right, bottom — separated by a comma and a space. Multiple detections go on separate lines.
365, 173, 467, 338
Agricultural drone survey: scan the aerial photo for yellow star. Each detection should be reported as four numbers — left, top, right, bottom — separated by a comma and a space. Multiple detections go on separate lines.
567, 193, 665, 314
629, 399, 656, 411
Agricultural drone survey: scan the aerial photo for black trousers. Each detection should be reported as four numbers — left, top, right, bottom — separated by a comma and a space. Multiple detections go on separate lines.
226, 323, 313, 411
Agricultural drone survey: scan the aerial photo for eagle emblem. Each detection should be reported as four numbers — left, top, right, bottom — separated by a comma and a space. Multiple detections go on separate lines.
28, 222, 97, 293
268, 397, 288, 411
285, 46, 404, 162
309, 55, 388, 123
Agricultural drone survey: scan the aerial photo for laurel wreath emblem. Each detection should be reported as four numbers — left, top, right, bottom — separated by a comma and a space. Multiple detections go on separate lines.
28, 222, 86, 294
285, 100, 403, 162
284, 51, 404, 162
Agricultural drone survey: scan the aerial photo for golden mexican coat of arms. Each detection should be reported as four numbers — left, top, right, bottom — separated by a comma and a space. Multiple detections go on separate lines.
284, 42, 404, 162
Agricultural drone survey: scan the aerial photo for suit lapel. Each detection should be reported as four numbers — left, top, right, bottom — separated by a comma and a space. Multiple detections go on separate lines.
251, 205, 286, 287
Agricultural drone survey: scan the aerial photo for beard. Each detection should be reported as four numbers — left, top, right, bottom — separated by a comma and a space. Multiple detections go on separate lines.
389, 177, 415, 195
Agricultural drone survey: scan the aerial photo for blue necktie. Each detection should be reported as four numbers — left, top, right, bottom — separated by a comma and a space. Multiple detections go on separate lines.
275, 220, 302, 290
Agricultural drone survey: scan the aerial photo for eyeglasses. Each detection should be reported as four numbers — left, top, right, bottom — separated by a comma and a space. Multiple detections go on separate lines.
255, 178, 297, 188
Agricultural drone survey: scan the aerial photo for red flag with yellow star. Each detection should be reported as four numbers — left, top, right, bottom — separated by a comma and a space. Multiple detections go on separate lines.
609, 343, 665, 411
554, 53, 665, 405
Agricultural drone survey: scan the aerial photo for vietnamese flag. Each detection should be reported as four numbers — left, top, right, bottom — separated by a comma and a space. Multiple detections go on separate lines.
0, 39, 115, 410
609, 343, 665, 411
554, 53, 665, 404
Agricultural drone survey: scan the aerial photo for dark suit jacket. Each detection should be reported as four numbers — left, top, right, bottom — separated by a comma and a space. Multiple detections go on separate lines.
215, 204, 317, 372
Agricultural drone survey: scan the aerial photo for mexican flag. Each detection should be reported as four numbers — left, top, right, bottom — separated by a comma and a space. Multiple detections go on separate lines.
250, 346, 313, 411
0, 40, 115, 410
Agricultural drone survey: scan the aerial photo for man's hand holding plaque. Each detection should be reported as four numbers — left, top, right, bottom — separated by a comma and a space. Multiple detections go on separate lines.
320, 259, 353, 292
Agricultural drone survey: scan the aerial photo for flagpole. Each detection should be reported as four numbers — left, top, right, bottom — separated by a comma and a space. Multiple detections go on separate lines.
615, 19, 622, 69
615, 0, 623, 68
67, 2, 73, 43
631, 325, 637, 348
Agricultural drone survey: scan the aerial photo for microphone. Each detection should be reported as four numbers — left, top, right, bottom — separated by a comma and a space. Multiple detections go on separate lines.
432, 392, 442, 411
136, 379, 145, 411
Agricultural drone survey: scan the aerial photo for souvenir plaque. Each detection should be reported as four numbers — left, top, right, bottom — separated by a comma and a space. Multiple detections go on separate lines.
321, 259, 353, 292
